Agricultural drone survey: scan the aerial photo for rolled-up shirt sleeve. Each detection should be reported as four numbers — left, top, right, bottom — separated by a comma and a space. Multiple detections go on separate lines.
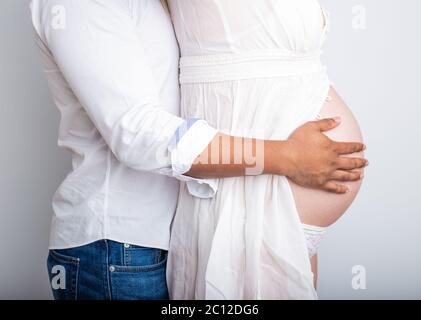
31, 0, 218, 197
169, 119, 219, 198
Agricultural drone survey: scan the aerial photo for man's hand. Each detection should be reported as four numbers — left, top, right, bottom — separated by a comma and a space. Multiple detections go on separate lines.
279, 117, 367, 194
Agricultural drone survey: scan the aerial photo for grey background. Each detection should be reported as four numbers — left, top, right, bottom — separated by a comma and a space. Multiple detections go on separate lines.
0, 0, 419, 299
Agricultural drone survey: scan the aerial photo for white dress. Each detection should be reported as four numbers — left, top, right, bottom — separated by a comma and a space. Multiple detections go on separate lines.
167, 0, 331, 300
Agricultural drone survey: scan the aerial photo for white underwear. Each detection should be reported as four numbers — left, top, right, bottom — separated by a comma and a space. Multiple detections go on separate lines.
302, 224, 328, 258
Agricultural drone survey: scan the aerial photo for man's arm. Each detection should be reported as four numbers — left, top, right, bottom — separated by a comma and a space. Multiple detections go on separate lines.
187, 118, 367, 194
31, 0, 213, 174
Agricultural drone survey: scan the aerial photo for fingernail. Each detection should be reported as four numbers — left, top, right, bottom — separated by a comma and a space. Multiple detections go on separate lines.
363, 144, 367, 150
360, 172, 365, 179
333, 116, 342, 123
365, 161, 369, 167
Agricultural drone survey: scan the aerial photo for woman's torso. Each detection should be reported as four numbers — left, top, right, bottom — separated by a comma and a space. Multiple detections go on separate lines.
168, 0, 327, 56
168, 0, 331, 141
168, 0, 364, 226
166, 0, 364, 299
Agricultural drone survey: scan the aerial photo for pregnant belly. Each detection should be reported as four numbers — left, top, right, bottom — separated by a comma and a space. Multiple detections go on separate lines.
289, 87, 365, 227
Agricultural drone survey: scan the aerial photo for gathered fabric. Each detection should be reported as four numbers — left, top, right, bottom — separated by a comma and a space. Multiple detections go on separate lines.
167, 0, 331, 299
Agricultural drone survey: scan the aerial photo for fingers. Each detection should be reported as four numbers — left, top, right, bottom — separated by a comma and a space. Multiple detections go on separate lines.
331, 170, 363, 182
335, 157, 369, 170
334, 141, 366, 155
314, 117, 342, 132
322, 182, 349, 194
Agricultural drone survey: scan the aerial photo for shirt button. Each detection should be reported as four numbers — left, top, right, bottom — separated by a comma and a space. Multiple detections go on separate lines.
109, 266, 115, 273
124, 243, 130, 249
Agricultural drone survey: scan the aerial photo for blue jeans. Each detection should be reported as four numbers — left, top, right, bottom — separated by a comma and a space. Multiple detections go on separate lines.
47, 240, 169, 300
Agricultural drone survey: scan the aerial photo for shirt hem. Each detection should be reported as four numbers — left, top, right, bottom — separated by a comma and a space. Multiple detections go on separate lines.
49, 236, 170, 251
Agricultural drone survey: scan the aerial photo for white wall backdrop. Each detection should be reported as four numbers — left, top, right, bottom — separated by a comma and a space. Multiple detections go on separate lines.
0, 0, 420, 299
318, 0, 421, 299
0, 0, 69, 300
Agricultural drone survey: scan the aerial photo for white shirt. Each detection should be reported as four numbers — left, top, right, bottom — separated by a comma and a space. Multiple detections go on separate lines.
30, 0, 217, 250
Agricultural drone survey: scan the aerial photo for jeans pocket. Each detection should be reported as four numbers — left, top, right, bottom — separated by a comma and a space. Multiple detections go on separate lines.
47, 250, 80, 300
121, 246, 168, 272
110, 247, 169, 300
